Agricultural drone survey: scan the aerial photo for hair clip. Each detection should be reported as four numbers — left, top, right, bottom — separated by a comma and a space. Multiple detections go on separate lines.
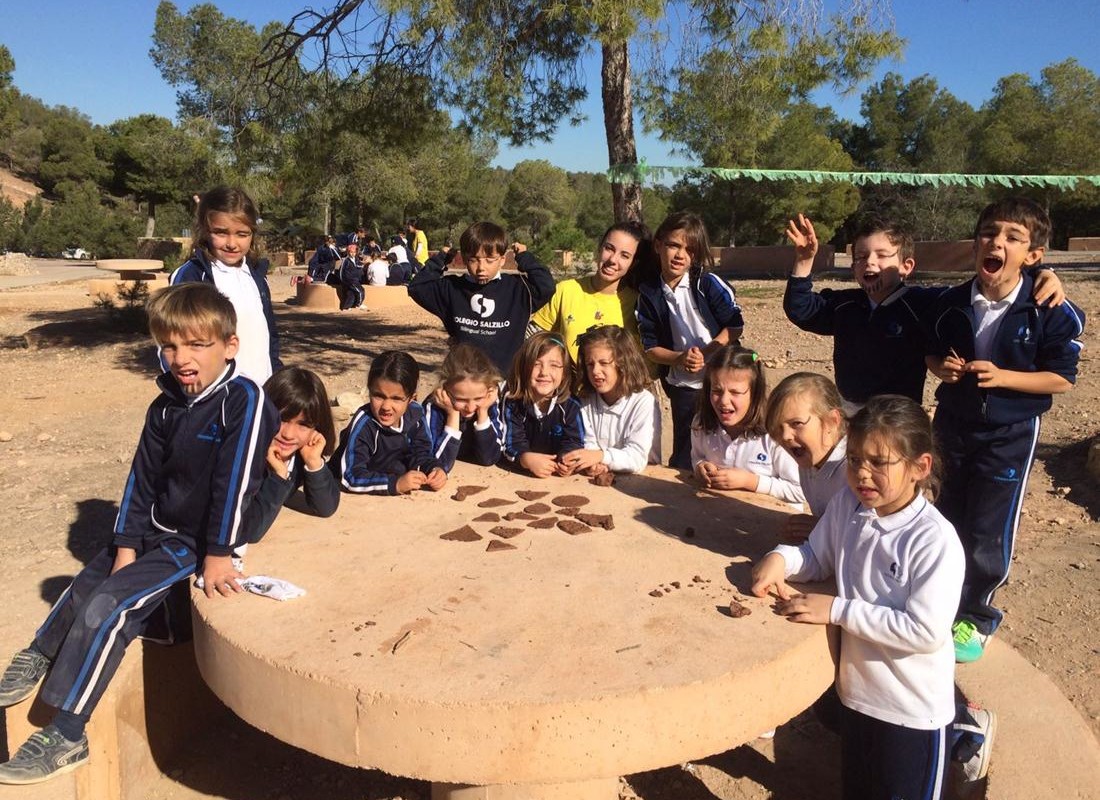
751, 351, 759, 362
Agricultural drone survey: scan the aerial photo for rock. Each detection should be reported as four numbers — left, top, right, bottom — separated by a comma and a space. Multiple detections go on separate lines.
36, 433, 52, 443
0, 431, 12, 442
335, 390, 367, 408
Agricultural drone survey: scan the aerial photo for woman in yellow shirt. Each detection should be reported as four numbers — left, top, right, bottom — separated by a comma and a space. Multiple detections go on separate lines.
530, 222, 651, 364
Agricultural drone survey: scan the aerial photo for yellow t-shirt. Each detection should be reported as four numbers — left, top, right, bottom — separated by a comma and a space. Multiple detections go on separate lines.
412, 230, 428, 263
531, 276, 640, 363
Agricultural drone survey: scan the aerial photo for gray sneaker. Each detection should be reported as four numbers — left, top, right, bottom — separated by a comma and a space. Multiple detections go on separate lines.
0, 725, 89, 784
0, 648, 50, 706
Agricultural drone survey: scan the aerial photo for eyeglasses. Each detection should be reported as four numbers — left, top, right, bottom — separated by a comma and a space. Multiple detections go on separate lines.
851, 250, 899, 266
846, 455, 904, 474
465, 254, 505, 268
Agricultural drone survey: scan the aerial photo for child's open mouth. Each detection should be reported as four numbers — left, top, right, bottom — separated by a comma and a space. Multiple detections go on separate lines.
981, 256, 1004, 275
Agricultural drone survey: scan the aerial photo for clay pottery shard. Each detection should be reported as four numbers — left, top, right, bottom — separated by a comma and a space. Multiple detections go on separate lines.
486, 540, 517, 552
649, 589, 664, 598
441, 525, 482, 542
473, 512, 501, 523
728, 598, 752, 618
575, 512, 614, 530
557, 519, 592, 535
590, 472, 615, 487
528, 516, 559, 529
551, 494, 590, 508
523, 503, 552, 515
515, 490, 549, 501
557, 507, 581, 518
502, 511, 537, 521
477, 497, 517, 508
451, 485, 488, 501
490, 526, 525, 539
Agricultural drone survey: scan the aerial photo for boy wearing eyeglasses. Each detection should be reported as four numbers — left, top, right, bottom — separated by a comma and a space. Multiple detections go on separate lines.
408, 221, 555, 374
783, 213, 1062, 412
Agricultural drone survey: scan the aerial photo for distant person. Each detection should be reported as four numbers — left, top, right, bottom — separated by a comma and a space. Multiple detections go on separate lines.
308, 235, 340, 284
405, 217, 429, 264
338, 240, 364, 310
0, 283, 277, 785
408, 221, 555, 373
171, 186, 281, 383
366, 252, 390, 287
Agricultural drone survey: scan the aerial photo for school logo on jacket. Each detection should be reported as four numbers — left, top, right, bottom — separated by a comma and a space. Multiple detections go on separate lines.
993, 467, 1019, 484
756, 451, 768, 462
1013, 324, 1033, 344
885, 561, 903, 583
471, 294, 496, 318
197, 422, 223, 443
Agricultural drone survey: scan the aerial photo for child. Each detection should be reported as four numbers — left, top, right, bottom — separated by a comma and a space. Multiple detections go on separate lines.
531, 221, 651, 363
766, 372, 848, 540
423, 344, 504, 472
925, 197, 1085, 662
502, 331, 584, 478
171, 186, 281, 383
334, 351, 447, 495
367, 251, 390, 286
238, 367, 340, 546
0, 283, 278, 784
308, 235, 340, 283
783, 213, 1063, 410
338, 240, 364, 310
408, 221, 555, 374
406, 217, 429, 265
636, 211, 744, 470
691, 346, 803, 506
560, 324, 660, 475
751, 395, 965, 800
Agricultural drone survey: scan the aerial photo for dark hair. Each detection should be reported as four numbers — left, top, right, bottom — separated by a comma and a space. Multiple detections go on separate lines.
405, 217, 419, 228
765, 372, 847, 440
146, 282, 236, 343
598, 220, 652, 290
368, 351, 420, 397
576, 325, 651, 398
974, 196, 1051, 250
506, 331, 571, 405
459, 221, 508, 259
696, 345, 768, 437
440, 343, 499, 390
264, 367, 337, 458
654, 211, 715, 273
193, 186, 260, 262
848, 394, 940, 499
851, 214, 915, 262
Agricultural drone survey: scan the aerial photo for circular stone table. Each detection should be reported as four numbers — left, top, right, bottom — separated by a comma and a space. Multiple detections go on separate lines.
95, 258, 165, 280
191, 465, 835, 800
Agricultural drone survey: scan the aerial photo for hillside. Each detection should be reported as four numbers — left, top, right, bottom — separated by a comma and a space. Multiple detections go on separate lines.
0, 166, 42, 208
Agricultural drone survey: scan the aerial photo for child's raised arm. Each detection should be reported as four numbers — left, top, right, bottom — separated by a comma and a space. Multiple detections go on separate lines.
786, 214, 819, 278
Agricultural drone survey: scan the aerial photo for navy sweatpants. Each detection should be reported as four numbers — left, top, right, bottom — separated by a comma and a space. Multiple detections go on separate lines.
840, 706, 948, 800
34, 541, 197, 718
661, 378, 699, 471
933, 411, 1040, 636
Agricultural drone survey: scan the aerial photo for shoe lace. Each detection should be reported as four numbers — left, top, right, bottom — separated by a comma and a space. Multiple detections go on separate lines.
953, 620, 977, 645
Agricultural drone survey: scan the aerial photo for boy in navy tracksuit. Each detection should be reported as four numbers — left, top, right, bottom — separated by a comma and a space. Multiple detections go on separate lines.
926, 197, 1084, 663
408, 221, 555, 374
333, 351, 447, 496
784, 213, 1063, 409
0, 284, 278, 784
338, 240, 364, 310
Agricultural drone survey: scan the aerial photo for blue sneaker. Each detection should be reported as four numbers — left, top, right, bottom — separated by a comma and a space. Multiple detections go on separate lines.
0, 725, 88, 784
953, 620, 989, 663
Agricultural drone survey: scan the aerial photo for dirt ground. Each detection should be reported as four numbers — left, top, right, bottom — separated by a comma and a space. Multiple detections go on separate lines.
0, 270, 1096, 800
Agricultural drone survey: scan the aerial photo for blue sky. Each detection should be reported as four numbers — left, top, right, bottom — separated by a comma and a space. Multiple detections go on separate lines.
2, 0, 1098, 173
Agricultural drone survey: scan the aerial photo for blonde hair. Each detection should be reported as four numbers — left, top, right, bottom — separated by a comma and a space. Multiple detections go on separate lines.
440, 344, 499, 390
575, 325, 651, 398
765, 372, 847, 440
506, 331, 571, 405
146, 283, 236, 344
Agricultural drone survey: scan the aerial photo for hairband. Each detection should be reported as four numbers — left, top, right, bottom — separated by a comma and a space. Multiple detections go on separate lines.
548, 336, 566, 349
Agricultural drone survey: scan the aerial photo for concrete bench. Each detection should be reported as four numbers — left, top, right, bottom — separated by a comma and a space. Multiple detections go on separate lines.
1067, 237, 1100, 252
294, 282, 415, 311
88, 260, 169, 299
1, 640, 219, 800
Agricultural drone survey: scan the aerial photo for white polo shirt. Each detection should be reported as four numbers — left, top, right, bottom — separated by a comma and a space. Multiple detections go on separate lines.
662, 278, 711, 388
210, 257, 272, 383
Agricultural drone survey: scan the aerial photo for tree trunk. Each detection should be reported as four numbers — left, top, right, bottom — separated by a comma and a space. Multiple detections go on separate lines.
727, 183, 736, 247
601, 38, 643, 224
145, 200, 156, 239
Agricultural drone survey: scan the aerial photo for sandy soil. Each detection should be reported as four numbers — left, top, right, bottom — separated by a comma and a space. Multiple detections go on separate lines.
0, 271, 1096, 800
